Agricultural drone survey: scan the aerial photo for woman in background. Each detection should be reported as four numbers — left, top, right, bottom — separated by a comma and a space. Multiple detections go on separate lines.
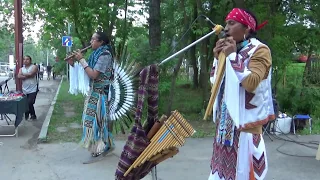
18, 56, 39, 120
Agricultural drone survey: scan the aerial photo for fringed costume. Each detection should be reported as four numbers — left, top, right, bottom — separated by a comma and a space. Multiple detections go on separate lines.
208, 8, 274, 180
80, 45, 115, 156
69, 62, 90, 96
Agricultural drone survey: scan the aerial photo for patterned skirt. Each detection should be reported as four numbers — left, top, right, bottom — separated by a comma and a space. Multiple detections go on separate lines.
81, 87, 114, 155
209, 129, 267, 180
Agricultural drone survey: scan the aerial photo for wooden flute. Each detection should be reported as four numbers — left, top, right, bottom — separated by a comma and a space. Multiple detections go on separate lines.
64, 45, 92, 61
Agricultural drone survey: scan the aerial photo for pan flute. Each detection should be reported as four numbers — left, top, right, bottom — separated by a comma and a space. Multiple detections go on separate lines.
124, 110, 196, 177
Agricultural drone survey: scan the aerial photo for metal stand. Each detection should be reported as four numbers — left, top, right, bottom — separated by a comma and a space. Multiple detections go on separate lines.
263, 126, 273, 141
263, 120, 275, 141
0, 77, 13, 124
0, 82, 9, 93
0, 127, 18, 137
0, 114, 18, 137
0, 77, 12, 94
0, 77, 18, 137
151, 167, 157, 180
158, 25, 224, 66
0, 114, 13, 125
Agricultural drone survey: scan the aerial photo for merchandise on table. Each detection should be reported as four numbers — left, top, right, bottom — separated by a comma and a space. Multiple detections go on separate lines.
0, 91, 24, 101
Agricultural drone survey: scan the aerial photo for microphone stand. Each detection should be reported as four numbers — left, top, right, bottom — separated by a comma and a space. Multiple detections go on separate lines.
158, 25, 224, 66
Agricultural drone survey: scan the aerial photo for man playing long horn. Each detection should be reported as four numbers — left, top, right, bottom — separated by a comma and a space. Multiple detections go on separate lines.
208, 8, 274, 180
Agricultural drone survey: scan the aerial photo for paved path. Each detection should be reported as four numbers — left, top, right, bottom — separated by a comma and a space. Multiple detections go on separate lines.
0, 76, 319, 180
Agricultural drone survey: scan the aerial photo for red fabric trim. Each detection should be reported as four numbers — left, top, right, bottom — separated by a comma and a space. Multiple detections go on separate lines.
239, 114, 275, 130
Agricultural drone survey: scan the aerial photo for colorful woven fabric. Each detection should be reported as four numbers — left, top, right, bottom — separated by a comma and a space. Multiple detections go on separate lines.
211, 127, 240, 180
216, 79, 235, 146
210, 78, 267, 180
88, 45, 112, 68
115, 64, 159, 180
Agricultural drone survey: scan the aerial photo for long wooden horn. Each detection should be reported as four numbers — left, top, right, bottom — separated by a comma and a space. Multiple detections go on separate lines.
203, 35, 226, 121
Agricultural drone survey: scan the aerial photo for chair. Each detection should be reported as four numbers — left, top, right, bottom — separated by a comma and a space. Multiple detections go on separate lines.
0, 77, 12, 123
0, 77, 11, 94
292, 114, 312, 134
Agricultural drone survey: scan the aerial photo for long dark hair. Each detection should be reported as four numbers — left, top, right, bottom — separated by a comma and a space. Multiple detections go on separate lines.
95, 32, 110, 46
24, 55, 32, 61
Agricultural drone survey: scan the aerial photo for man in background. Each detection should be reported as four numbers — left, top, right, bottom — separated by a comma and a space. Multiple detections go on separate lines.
46, 63, 52, 80
39, 63, 44, 80
52, 64, 56, 80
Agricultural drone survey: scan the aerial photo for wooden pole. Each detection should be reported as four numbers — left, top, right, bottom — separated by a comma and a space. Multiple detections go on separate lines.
14, 0, 23, 91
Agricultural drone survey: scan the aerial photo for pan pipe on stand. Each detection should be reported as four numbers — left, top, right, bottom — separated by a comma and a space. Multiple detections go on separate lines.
124, 110, 196, 177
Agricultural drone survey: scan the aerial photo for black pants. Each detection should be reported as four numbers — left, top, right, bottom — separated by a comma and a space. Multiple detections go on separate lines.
25, 92, 37, 118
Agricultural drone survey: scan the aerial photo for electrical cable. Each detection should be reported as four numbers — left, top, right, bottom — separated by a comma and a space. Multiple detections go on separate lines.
155, 166, 158, 180
266, 120, 319, 158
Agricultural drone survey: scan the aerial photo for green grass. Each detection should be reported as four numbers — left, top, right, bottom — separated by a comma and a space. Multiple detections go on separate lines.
49, 68, 320, 142
157, 78, 215, 138
311, 118, 320, 134
48, 66, 320, 143
47, 77, 215, 142
47, 80, 85, 142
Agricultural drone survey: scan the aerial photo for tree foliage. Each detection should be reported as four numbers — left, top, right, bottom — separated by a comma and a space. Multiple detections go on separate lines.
4, 0, 320, 115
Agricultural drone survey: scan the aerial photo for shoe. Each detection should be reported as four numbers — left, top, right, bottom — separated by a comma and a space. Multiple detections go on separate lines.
25, 114, 29, 121
102, 146, 115, 156
30, 115, 37, 120
91, 146, 115, 157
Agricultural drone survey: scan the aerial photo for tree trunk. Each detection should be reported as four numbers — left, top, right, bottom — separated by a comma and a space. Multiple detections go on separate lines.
232, 0, 245, 8
190, 0, 199, 88
117, 0, 128, 59
149, 0, 161, 51
166, 56, 184, 115
108, 7, 118, 56
166, 0, 189, 115
302, 46, 313, 86
200, 39, 210, 108
196, 0, 210, 107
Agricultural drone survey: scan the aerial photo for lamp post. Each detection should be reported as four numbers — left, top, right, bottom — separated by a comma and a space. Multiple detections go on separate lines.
14, 0, 23, 91
66, 21, 71, 81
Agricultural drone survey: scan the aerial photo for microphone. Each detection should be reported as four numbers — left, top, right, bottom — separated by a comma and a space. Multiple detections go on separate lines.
200, 15, 216, 26
200, 15, 226, 38
218, 31, 226, 38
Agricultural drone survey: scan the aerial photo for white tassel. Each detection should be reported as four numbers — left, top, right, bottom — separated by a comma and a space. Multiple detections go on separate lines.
96, 139, 106, 153
69, 63, 79, 95
68, 62, 90, 96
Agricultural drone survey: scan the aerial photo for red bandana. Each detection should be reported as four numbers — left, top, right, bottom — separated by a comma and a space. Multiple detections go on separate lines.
225, 8, 267, 31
